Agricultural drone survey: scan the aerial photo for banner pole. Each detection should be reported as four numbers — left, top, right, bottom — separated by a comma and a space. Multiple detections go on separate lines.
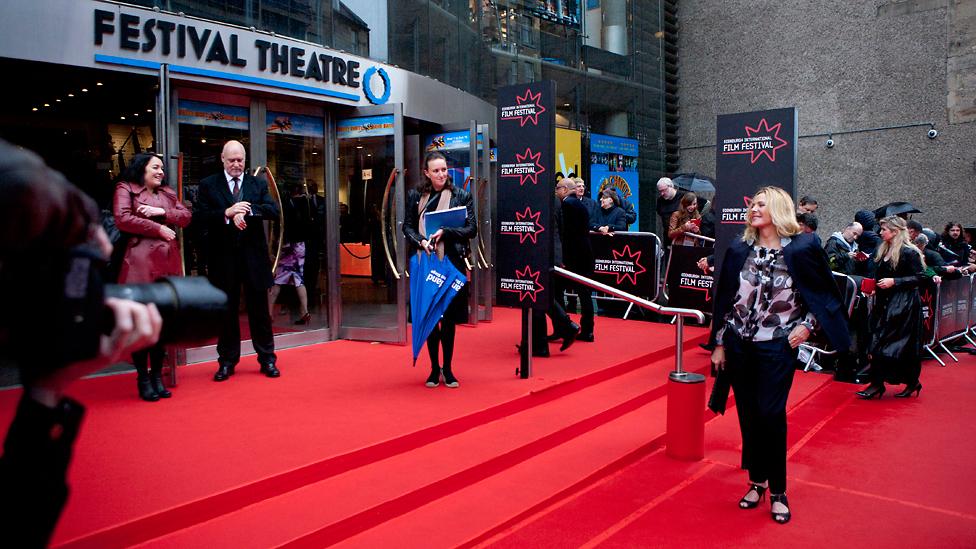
520, 306, 532, 378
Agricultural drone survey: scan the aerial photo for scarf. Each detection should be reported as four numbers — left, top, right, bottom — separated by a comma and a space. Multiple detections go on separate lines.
417, 188, 453, 260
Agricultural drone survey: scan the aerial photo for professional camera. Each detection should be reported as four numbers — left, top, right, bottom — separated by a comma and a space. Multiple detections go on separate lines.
927, 128, 938, 139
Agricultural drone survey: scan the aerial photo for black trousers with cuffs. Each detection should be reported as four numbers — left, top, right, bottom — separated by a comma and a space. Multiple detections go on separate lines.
724, 330, 797, 494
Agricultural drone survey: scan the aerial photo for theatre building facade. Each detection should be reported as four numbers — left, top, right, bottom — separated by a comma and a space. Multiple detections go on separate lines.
0, 0, 497, 367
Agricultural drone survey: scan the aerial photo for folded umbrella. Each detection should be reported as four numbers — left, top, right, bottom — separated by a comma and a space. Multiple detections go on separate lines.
408, 252, 466, 366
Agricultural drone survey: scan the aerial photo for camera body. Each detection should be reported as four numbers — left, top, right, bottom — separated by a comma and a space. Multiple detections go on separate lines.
825, 138, 835, 148
927, 128, 938, 139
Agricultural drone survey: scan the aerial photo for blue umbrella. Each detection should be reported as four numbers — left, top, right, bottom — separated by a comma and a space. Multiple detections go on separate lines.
409, 252, 466, 365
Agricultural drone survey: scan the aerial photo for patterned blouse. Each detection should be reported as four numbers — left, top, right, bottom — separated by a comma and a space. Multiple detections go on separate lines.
717, 237, 817, 343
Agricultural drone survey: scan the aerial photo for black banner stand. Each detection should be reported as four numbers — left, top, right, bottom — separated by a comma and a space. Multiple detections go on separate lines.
495, 81, 556, 379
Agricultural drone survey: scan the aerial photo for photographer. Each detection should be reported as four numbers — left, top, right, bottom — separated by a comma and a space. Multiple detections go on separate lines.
0, 139, 162, 547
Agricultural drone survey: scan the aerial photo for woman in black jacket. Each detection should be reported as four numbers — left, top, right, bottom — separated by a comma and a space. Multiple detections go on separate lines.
711, 186, 850, 525
856, 216, 925, 399
590, 189, 627, 233
403, 152, 477, 388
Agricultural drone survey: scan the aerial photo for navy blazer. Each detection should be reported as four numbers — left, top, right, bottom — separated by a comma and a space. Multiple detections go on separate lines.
710, 232, 852, 352
560, 194, 594, 274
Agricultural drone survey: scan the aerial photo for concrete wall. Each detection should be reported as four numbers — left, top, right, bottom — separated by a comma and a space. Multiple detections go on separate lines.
677, 0, 976, 236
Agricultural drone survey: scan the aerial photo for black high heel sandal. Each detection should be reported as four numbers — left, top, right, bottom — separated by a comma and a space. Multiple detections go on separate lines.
894, 382, 922, 398
855, 384, 885, 399
738, 483, 767, 509
770, 493, 791, 524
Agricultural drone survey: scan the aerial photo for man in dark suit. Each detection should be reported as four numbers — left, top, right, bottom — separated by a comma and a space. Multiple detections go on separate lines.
533, 179, 581, 356
196, 140, 280, 381
560, 178, 596, 341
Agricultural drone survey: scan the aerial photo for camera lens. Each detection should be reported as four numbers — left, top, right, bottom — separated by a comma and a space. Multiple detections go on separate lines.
104, 276, 227, 344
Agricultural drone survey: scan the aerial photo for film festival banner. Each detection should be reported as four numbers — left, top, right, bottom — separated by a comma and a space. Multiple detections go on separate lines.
937, 276, 973, 341
713, 108, 798, 275
665, 246, 715, 313
589, 133, 639, 231
496, 81, 556, 310
589, 232, 658, 297
919, 279, 938, 345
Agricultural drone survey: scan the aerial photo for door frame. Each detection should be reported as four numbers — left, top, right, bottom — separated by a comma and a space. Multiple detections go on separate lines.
331, 102, 407, 343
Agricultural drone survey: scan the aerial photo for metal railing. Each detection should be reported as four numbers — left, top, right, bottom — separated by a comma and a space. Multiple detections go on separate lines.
554, 266, 705, 376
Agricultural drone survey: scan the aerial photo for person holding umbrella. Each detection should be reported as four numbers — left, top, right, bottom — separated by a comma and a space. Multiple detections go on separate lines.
404, 152, 477, 388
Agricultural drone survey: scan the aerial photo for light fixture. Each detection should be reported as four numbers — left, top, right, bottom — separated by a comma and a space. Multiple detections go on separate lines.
31, 107, 38, 112
96, 82, 103, 86
43, 103, 50, 107
367, 153, 372, 157
67, 93, 74, 97
55, 99, 61, 103
201, 138, 207, 144
120, 116, 126, 120
563, 103, 570, 107
146, 109, 152, 113
81, 88, 88, 92
133, 113, 139, 117
311, 151, 318, 155
356, 145, 363, 149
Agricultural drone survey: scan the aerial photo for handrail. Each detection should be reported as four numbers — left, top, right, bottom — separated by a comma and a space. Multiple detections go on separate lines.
255, 166, 285, 274
682, 232, 715, 243
554, 266, 704, 375
380, 168, 401, 280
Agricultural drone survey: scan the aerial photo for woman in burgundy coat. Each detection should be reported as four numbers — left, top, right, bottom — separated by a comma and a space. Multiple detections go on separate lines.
113, 153, 191, 401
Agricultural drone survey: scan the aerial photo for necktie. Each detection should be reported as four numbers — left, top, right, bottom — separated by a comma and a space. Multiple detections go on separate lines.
232, 177, 240, 200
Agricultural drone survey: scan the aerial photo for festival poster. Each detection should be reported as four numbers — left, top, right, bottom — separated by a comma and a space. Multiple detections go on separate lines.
266, 111, 324, 137
336, 115, 395, 138
496, 81, 556, 310
177, 99, 248, 130
589, 232, 657, 297
713, 108, 798, 276
589, 133, 639, 231
665, 245, 715, 313
423, 130, 485, 188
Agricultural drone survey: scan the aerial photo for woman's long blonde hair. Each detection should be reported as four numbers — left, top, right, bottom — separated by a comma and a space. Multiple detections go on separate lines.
875, 215, 925, 268
741, 186, 801, 242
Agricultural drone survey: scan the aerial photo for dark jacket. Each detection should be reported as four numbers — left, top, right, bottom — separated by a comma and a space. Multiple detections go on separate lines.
613, 189, 637, 226
195, 172, 279, 289
590, 205, 628, 232
656, 189, 686, 236
403, 186, 477, 273
939, 236, 971, 266
869, 247, 924, 382
560, 194, 594, 275
823, 233, 856, 275
710, 232, 852, 351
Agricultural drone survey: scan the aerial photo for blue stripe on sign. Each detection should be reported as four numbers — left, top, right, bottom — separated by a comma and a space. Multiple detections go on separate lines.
95, 55, 361, 102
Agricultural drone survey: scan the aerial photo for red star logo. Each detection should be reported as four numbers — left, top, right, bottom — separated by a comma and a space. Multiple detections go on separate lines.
514, 89, 546, 126
721, 118, 789, 164
501, 148, 545, 186
610, 245, 646, 285
500, 265, 545, 302
512, 207, 545, 244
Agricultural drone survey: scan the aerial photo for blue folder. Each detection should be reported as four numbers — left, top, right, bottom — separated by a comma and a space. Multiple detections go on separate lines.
423, 206, 467, 238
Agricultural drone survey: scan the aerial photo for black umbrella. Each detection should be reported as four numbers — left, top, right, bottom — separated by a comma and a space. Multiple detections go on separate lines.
671, 172, 716, 194
873, 201, 921, 219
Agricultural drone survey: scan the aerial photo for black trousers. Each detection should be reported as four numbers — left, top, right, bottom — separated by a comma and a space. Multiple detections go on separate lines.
532, 276, 576, 351
216, 257, 276, 367
724, 331, 796, 494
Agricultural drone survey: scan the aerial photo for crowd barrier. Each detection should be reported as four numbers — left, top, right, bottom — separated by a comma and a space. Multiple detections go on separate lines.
924, 273, 976, 365
565, 231, 662, 319
662, 234, 715, 315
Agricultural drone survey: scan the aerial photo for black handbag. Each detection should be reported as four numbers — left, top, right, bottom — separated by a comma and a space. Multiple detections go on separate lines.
707, 370, 731, 415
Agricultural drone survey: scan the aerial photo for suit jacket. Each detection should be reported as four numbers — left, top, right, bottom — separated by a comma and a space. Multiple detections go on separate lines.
710, 232, 851, 352
195, 172, 279, 289
561, 195, 593, 275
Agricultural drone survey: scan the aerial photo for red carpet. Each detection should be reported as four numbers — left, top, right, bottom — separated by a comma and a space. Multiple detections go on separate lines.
1, 309, 973, 548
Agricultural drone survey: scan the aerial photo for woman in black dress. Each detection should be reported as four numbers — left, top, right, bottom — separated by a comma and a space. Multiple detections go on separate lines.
403, 152, 477, 388
856, 215, 925, 399
710, 186, 849, 524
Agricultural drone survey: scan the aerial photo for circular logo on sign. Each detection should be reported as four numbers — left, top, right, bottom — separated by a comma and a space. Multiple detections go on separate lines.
363, 67, 391, 105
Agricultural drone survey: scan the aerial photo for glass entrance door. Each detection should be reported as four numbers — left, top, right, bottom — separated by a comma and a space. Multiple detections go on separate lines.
421, 121, 493, 323
334, 105, 406, 342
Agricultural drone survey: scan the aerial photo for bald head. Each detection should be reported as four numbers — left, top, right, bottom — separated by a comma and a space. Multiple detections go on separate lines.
221, 140, 246, 178
555, 177, 577, 199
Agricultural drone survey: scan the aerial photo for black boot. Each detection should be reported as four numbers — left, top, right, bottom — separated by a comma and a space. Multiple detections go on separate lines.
442, 364, 459, 388
150, 369, 172, 398
425, 366, 441, 388
137, 375, 159, 402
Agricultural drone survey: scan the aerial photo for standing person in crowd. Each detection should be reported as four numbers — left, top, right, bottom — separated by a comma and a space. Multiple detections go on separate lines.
196, 140, 281, 382
667, 191, 702, 246
560, 176, 596, 342
710, 186, 850, 525
113, 153, 191, 401
656, 177, 686, 243
906, 220, 923, 242
914, 233, 960, 280
940, 222, 972, 266
796, 213, 819, 235
268, 184, 314, 326
574, 177, 597, 219
613, 187, 637, 228
591, 189, 628, 234
856, 216, 925, 400
403, 152, 477, 388
854, 210, 881, 276
823, 221, 862, 275
537, 178, 582, 355
797, 195, 818, 214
